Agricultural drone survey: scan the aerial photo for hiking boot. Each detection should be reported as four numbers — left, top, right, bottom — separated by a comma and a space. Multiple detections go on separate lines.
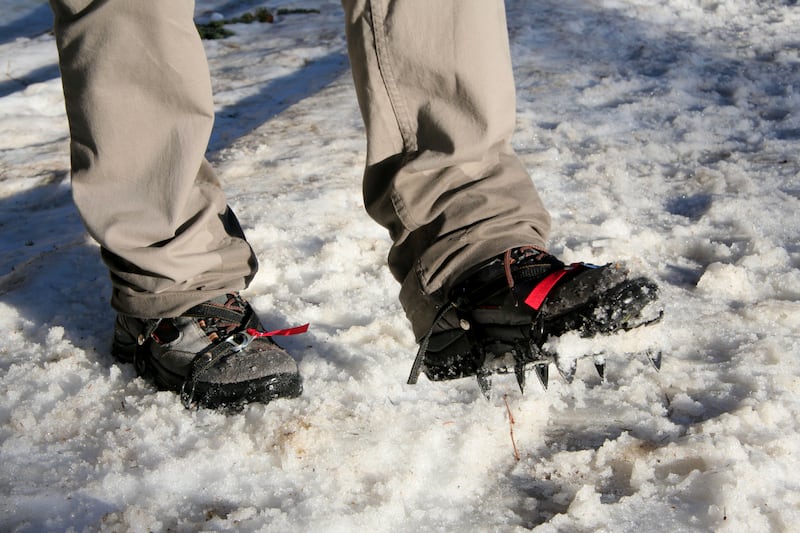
112, 293, 304, 409
408, 247, 660, 385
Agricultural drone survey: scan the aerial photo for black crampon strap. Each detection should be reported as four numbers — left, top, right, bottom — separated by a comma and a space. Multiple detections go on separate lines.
407, 302, 460, 385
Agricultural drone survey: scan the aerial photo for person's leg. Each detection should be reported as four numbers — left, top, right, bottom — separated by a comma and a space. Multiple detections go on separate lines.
50, 0, 301, 408
342, 0, 551, 340
50, 0, 256, 319
342, 0, 660, 390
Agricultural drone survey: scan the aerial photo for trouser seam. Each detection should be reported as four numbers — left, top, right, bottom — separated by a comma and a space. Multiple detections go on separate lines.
369, 0, 422, 232
368, 0, 416, 154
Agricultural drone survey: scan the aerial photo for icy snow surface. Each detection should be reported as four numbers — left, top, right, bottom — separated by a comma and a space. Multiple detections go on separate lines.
2, 0, 800, 531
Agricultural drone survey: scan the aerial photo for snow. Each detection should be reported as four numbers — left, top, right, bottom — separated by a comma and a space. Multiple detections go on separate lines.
1, 0, 799, 531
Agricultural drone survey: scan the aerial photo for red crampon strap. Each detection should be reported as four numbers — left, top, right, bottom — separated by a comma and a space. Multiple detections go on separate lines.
246, 323, 309, 338
524, 263, 585, 311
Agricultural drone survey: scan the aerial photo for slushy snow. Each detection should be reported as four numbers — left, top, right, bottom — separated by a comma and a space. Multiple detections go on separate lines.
1, 0, 799, 531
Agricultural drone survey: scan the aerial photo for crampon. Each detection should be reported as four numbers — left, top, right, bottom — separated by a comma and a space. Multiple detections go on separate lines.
407, 248, 663, 398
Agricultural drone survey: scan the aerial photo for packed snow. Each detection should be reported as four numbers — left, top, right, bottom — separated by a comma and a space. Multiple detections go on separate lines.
2, 0, 799, 531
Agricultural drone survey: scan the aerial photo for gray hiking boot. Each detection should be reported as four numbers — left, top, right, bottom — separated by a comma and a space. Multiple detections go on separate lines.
112, 293, 304, 409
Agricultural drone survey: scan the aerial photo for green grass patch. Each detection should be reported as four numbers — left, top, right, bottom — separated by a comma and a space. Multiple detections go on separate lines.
196, 7, 321, 39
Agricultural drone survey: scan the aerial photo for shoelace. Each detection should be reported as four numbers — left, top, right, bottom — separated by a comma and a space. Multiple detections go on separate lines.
194, 293, 250, 342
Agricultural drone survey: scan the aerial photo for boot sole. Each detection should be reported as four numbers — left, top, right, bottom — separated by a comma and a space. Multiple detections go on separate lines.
112, 343, 303, 409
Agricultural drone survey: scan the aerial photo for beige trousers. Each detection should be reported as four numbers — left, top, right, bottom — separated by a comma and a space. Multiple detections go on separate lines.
50, 0, 551, 339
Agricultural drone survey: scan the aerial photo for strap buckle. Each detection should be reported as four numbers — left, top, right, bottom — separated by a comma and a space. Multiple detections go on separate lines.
224, 331, 255, 353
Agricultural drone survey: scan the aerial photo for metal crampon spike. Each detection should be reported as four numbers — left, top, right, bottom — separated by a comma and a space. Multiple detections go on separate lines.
647, 349, 662, 371
594, 362, 606, 380
514, 362, 527, 394
557, 359, 577, 384
477, 372, 493, 400
593, 354, 606, 381
534, 363, 549, 390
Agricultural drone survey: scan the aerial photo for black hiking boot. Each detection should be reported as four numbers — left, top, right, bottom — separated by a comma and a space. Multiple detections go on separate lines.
407, 247, 661, 394
112, 293, 304, 410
